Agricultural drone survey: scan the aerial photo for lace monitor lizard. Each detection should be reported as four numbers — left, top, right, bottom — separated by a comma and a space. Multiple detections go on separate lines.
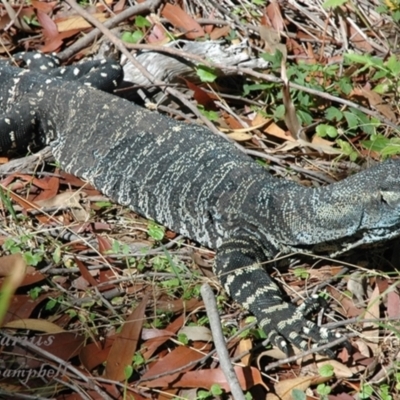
1, 52, 400, 356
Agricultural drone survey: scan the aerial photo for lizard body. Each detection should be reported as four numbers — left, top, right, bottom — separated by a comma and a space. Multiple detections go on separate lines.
1, 52, 400, 354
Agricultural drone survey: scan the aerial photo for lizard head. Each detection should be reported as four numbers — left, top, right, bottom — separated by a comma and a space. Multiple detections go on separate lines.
289, 159, 400, 252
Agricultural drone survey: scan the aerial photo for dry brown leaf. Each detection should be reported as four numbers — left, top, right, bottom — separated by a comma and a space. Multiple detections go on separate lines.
105, 296, 148, 381
0, 254, 27, 277
156, 296, 203, 313
8, 332, 85, 369
209, 25, 231, 40
356, 87, 396, 122
363, 285, 381, 353
161, 3, 205, 39
347, 271, 367, 304
354, 339, 371, 358
183, 79, 216, 109
74, 257, 98, 287
35, 191, 89, 221
274, 376, 325, 400
387, 290, 400, 318
144, 365, 265, 391
0, 254, 27, 325
80, 337, 114, 371
264, 122, 294, 141
56, 13, 108, 32
4, 293, 52, 324
3, 319, 65, 333
225, 132, 253, 141
178, 326, 213, 342
348, 24, 374, 53
142, 344, 205, 383
265, 1, 285, 31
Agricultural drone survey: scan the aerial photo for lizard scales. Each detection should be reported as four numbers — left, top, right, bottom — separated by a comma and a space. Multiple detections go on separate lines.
1, 53, 400, 355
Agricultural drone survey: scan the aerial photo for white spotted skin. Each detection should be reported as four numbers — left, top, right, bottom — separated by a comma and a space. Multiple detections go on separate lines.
2, 54, 400, 354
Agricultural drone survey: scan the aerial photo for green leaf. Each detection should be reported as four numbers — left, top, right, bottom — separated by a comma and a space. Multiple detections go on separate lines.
196, 65, 217, 83
359, 384, 374, 399
162, 278, 180, 288
319, 364, 335, 377
317, 383, 332, 395
29, 287, 42, 300
124, 365, 133, 380
386, 54, 400, 75
177, 333, 189, 345
197, 390, 211, 400
344, 53, 383, 68
381, 143, 400, 157
343, 111, 359, 130
148, 221, 165, 241
274, 104, 285, 120
322, 0, 347, 8
297, 110, 313, 125
133, 352, 145, 366
46, 298, 58, 311
373, 83, 390, 94
243, 83, 270, 96
210, 384, 223, 396
317, 124, 338, 138
337, 139, 358, 161
260, 52, 282, 70
291, 389, 307, 400
361, 135, 390, 152
325, 107, 343, 122
293, 267, 309, 279
134, 15, 151, 28
23, 251, 43, 266
94, 201, 113, 208
53, 247, 61, 264
337, 77, 352, 94
198, 105, 219, 121
121, 30, 144, 44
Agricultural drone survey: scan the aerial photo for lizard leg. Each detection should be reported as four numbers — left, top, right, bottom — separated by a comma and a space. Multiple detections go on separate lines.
214, 237, 341, 356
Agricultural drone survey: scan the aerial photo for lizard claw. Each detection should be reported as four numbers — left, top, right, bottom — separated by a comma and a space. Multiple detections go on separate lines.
258, 298, 343, 358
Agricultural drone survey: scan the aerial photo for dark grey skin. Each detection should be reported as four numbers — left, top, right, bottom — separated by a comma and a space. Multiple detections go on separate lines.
1, 52, 400, 355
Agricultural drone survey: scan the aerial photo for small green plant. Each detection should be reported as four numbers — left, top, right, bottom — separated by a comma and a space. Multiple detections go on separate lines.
196, 65, 217, 83
197, 384, 224, 399
3, 236, 45, 266
177, 333, 189, 345
291, 389, 306, 400
379, 383, 393, 400
293, 267, 310, 279
0, 186, 18, 221
121, 16, 151, 44
28, 286, 42, 300
376, 1, 400, 22
148, 221, 165, 241
319, 364, 334, 378
316, 383, 331, 398
198, 105, 219, 122
22, 14, 41, 27
132, 352, 145, 368
359, 383, 374, 399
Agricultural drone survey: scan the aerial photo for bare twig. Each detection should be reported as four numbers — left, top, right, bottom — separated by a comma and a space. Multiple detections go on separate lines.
58, 0, 163, 60
201, 283, 246, 400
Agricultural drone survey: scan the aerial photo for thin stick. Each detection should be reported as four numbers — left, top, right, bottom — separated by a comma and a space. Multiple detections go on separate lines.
201, 283, 246, 400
